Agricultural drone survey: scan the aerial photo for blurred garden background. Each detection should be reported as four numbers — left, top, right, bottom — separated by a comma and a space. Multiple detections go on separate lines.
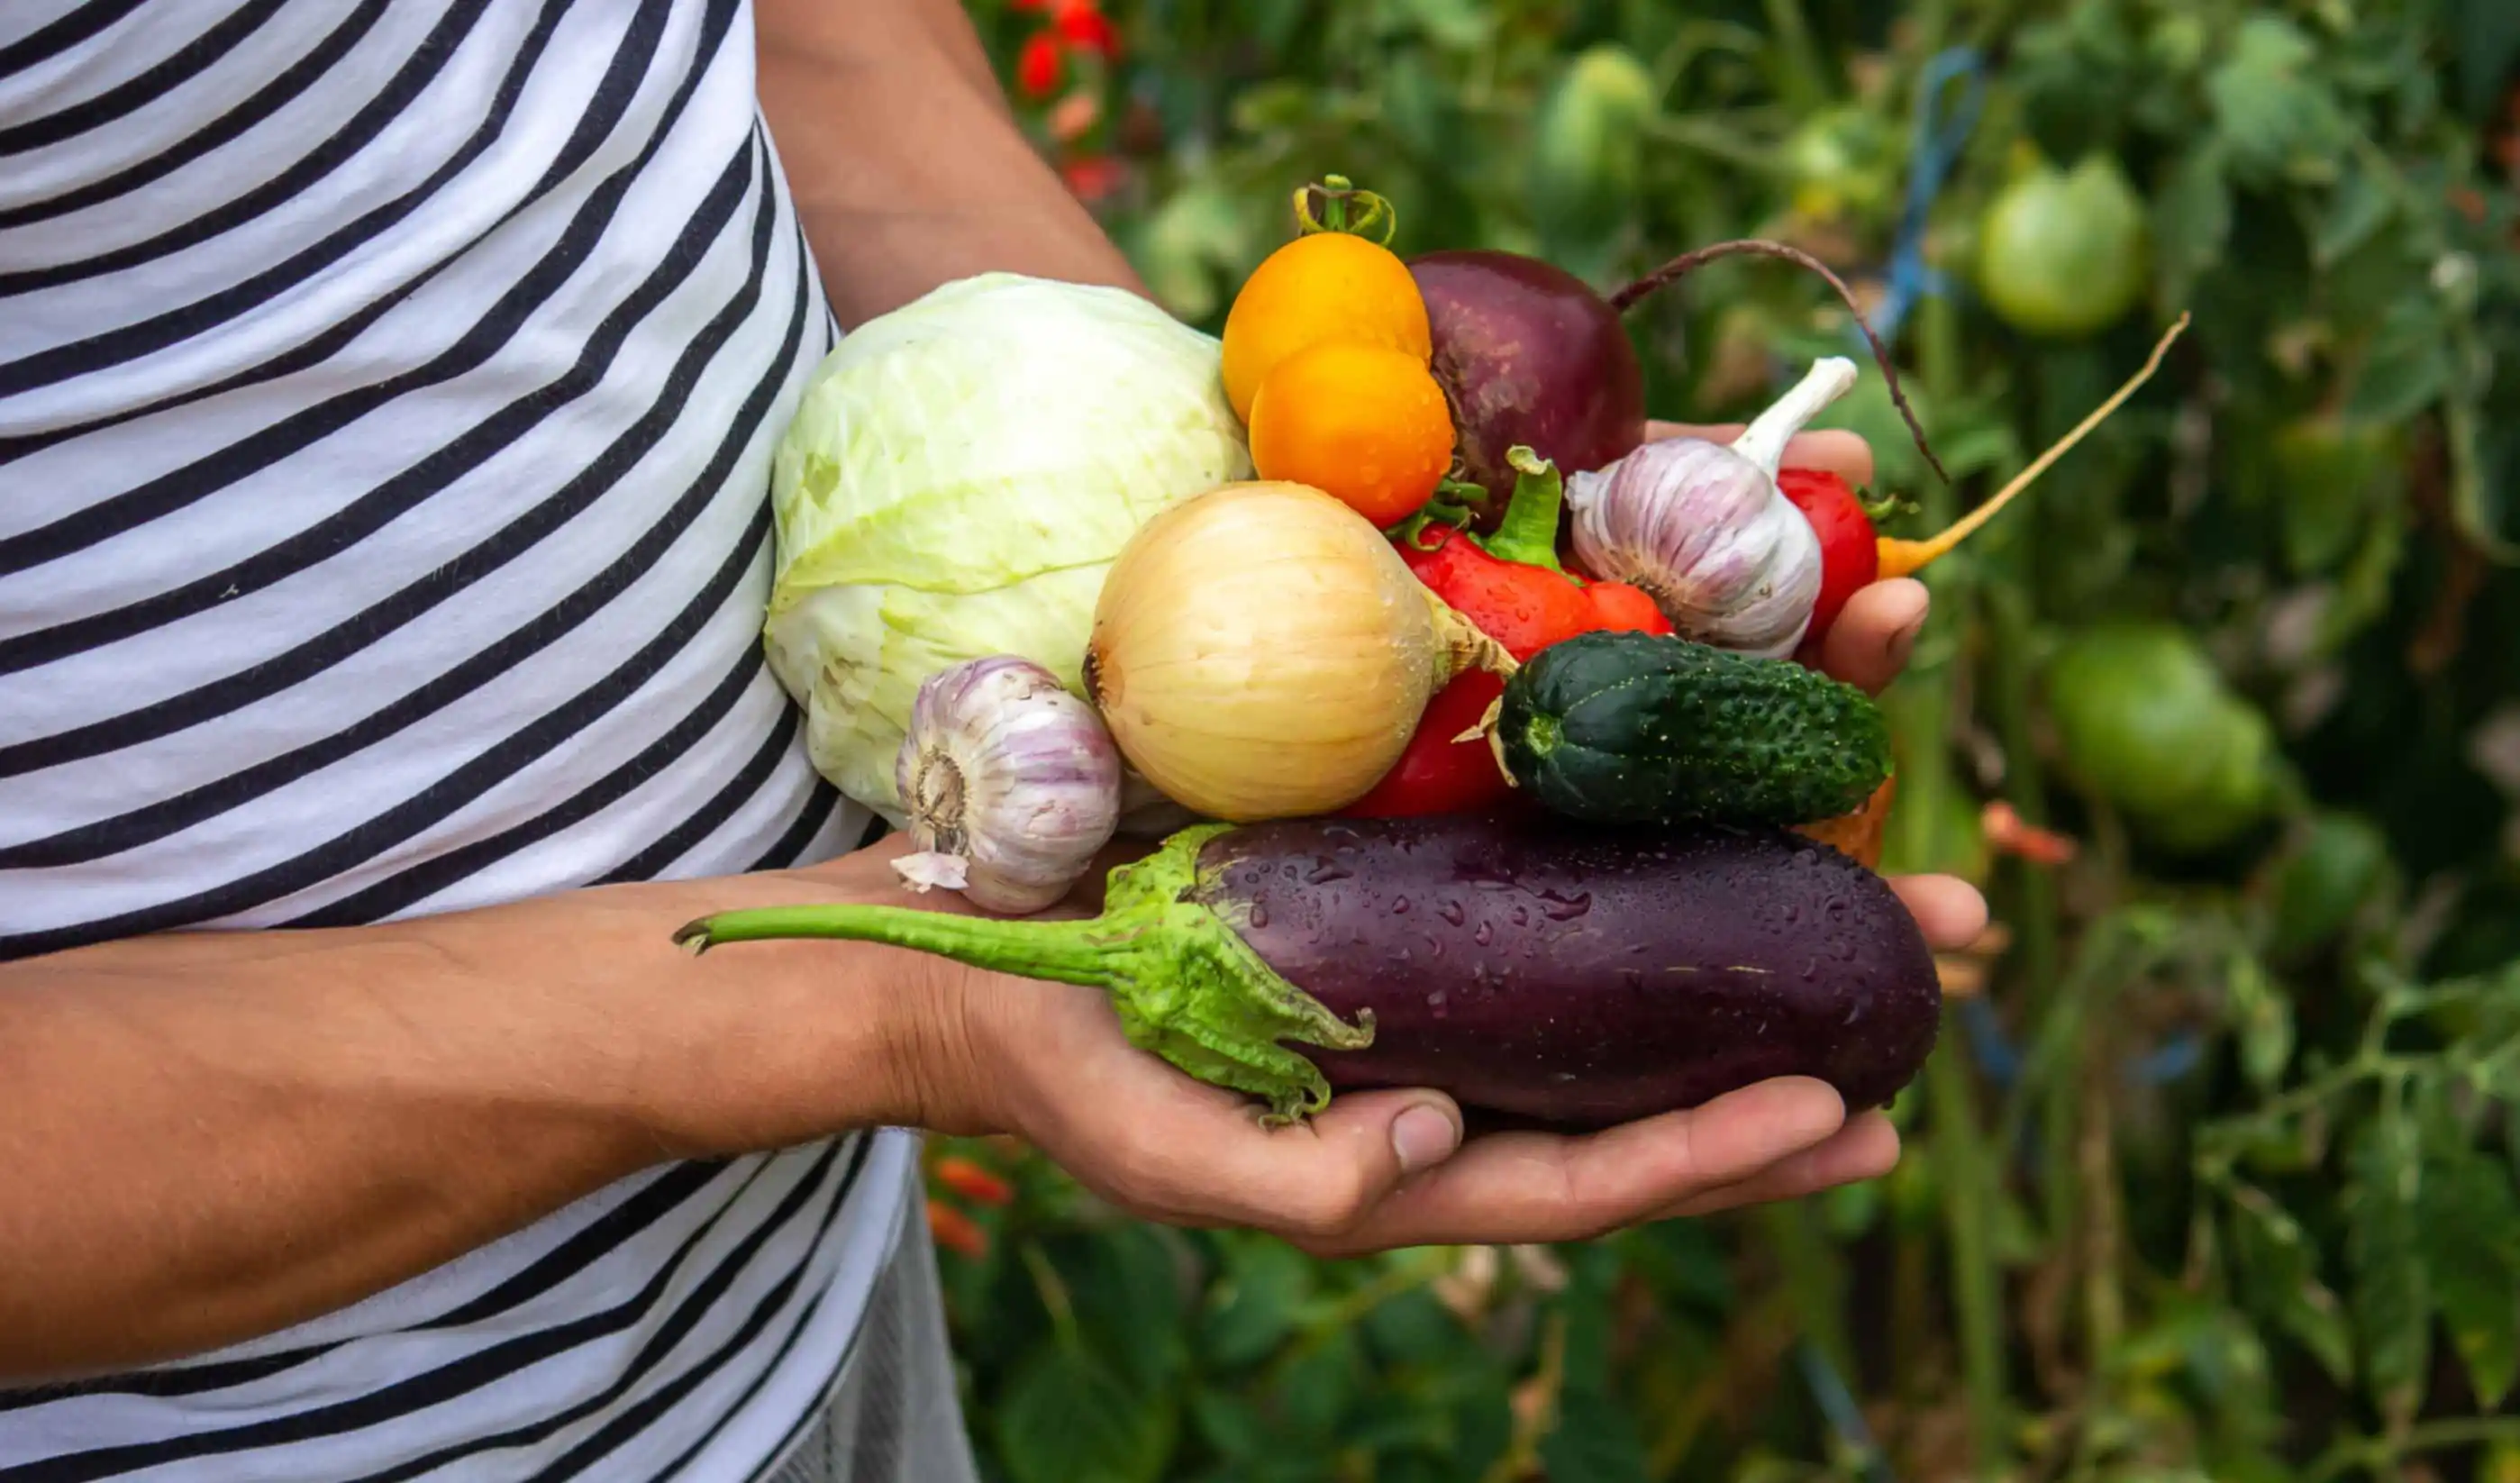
915, 2, 2520, 1478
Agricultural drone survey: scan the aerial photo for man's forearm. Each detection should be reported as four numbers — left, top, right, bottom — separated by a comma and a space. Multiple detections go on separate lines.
0, 865, 930, 1385
755, 0, 1145, 326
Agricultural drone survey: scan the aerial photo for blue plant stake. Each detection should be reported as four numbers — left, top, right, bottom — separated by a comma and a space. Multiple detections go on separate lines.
1864, 47, 1985, 348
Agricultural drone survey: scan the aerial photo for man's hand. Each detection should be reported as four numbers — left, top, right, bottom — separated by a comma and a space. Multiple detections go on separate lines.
897, 427, 1983, 1257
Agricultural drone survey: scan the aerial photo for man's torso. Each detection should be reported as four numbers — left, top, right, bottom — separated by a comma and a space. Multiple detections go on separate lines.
0, 2, 915, 1476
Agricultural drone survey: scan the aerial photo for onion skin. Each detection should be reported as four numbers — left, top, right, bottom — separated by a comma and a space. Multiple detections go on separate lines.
1410, 250, 1647, 527
1082, 481, 1508, 823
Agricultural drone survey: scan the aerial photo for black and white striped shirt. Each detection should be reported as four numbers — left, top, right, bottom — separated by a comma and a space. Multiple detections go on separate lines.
0, 2, 914, 1476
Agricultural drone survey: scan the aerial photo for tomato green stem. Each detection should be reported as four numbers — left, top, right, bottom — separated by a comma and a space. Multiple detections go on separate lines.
1292, 174, 1396, 245
673, 824, 1375, 1123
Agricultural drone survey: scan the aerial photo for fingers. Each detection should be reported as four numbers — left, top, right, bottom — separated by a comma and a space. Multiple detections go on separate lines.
1296, 1077, 1851, 1255
1001, 977, 1928, 1252
1889, 872, 1989, 953
1651, 1112, 1902, 1220
1646, 422, 1876, 488
1815, 578, 1929, 695
1002, 980, 1467, 1238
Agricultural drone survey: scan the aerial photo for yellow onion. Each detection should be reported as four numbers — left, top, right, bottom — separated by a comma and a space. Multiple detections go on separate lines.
1083, 481, 1513, 822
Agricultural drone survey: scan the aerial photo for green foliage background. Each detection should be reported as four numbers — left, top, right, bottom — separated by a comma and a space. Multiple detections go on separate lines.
921, 2, 2520, 1478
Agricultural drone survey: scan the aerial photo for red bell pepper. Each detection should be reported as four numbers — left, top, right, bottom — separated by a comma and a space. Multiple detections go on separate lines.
1346, 448, 1673, 818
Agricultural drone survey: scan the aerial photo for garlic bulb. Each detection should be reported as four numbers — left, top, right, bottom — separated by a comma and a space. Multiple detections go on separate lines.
892, 657, 1124, 915
1565, 357, 1855, 659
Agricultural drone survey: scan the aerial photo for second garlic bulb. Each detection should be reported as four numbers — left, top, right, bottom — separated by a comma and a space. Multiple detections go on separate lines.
892, 656, 1124, 915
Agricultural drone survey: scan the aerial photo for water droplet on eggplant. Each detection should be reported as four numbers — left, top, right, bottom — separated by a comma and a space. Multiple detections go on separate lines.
1536, 889, 1591, 922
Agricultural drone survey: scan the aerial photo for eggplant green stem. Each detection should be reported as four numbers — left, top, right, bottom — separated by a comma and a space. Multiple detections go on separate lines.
1485, 447, 1571, 572
673, 824, 1375, 1124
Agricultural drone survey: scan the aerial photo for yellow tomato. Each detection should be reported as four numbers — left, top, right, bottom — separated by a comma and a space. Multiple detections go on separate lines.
1219, 232, 1433, 423
1247, 340, 1455, 527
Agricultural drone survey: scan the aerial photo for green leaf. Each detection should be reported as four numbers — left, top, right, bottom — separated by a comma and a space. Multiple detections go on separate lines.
1360, 1288, 1467, 1368
1188, 1391, 1269, 1461
1067, 1225, 1189, 1396
2205, 16, 2352, 187
2420, 1143, 2520, 1406
2227, 1184, 2354, 1384
1382, 0, 1489, 50
2344, 296, 2456, 425
2452, 0, 2520, 123
1558, 1244, 1624, 1397
2224, 955, 2295, 1090
2309, 164, 2397, 268
1269, 1325, 1363, 1442
2152, 145, 2233, 309
1537, 1388, 1655, 1483
1199, 1237, 1314, 1370
2346, 1115, 2434, 1424
994, 1346, 1178, 1483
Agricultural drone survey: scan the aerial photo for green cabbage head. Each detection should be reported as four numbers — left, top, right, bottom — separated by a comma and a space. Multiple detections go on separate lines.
764, 272, 1252, 825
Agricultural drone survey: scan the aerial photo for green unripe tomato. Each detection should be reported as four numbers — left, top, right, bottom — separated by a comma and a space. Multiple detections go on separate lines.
1528, 44, 1655, 241
1974, 152, 2151, 339
2267, 413, 2405, 578
1781, 104, 1898, 223
2266, 810, 2391, 960
2045, 623, 2280, 853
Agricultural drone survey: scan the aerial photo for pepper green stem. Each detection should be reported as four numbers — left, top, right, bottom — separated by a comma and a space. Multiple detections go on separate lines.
1483, 447, 1571, 573
671, 824, 1375, 1124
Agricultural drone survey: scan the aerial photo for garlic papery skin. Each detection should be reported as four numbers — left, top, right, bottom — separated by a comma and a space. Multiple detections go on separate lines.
1565, 357, 1855, 659
892, 656, 1123, 915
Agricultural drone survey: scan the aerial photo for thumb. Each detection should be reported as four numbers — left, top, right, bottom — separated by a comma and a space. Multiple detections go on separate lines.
1059, 1072, 1467, 1241
1197, 1087, 1469, 1240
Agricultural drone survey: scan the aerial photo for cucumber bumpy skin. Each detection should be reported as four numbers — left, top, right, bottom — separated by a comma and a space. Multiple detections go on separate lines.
1496, 629, 1892, 827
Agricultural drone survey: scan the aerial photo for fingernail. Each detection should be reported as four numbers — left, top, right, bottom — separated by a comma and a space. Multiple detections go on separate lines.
1391, 1103, 1461, 1174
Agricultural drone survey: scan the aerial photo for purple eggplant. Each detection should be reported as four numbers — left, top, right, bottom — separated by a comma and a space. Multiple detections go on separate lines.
673, 813, 1942, 1130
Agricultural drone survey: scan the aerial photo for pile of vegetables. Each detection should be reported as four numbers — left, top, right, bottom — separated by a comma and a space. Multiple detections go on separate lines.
693, 177, 2187, 1131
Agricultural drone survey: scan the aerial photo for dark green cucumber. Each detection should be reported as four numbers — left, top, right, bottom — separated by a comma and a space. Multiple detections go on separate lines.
1496, 629, 1892, 826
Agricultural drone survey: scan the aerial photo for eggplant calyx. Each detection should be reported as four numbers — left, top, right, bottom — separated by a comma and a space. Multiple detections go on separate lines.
1096, 823, 1377, 1124
670, 823, 1374, 1125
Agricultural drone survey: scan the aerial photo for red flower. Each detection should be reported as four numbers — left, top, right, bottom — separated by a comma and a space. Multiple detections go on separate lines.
1981, 800, 2079, 867
932, 1156, 1014, 1206
926, 1198, 987, 1259
1052, 0, 1119, 57
1046, 88, 1100, 143
1060, 153, 1128, 203
1015, 31, 1064, 98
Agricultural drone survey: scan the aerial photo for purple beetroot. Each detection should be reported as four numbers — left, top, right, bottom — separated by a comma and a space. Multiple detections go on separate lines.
1411, 239, 1943, 529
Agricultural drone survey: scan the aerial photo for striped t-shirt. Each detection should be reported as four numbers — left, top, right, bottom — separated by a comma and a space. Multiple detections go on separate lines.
0, 1, 919, 1477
